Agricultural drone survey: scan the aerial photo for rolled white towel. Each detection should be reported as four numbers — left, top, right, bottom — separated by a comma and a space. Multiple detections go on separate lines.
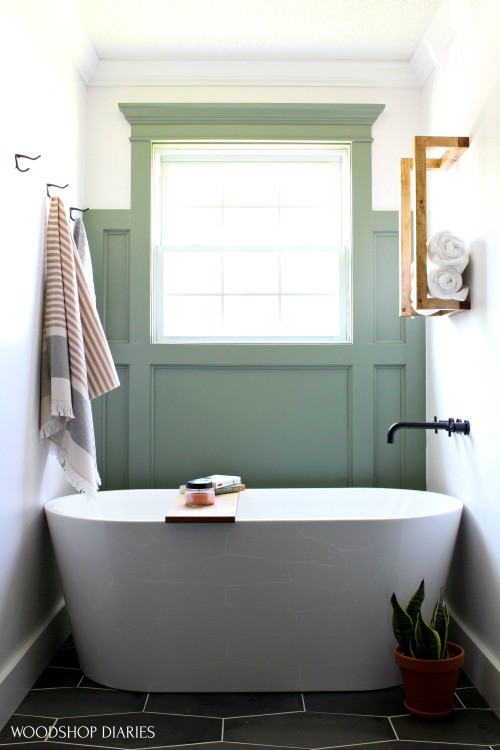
427, 230, 469, 273
427, 266, 469, 301
409, 262, 443, 315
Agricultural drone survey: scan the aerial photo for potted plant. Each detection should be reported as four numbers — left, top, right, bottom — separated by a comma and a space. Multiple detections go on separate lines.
391, 579, 464, 719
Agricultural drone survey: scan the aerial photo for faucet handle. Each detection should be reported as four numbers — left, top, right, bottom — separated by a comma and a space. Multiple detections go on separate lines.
435, 416, 455, 436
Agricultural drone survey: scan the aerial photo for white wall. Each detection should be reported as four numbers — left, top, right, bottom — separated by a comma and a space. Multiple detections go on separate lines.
0, 0, 87, 728
423, 0, 500, 716
85, 84, 421, 210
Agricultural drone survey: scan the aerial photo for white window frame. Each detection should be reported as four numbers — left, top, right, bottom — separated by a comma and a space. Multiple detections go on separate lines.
152, 141, 352, 344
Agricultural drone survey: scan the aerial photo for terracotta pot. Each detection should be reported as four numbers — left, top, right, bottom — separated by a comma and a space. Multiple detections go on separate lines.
395, 642, 465, 719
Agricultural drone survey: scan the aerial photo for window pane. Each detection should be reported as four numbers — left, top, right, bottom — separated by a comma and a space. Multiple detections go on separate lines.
163, 207, 222, 245
281, 252, 340, 294
155, 144, 350, 342
223, 208, 279, 245
224, 252, 279, 293
223, 296, 280, 336
280, 208, 340, 245
164, 296, 222, 337
164, 252, 221, 294
222, 164, 280, 205
279, 163, 339, 206
281, 296, 340, 336
163, 163, 223, 206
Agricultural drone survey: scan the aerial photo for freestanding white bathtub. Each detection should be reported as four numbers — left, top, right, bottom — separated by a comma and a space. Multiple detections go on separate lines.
45, 488, 463, 692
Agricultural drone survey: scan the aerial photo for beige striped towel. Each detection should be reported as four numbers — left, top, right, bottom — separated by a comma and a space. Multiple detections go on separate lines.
40, 197, 119, 493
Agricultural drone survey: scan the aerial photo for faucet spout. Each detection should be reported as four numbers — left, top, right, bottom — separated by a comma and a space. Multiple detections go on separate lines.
387, 421, 437, 444
387, 417, 470, 444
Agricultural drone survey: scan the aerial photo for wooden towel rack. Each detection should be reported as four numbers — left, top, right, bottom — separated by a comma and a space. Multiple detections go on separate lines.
400, 136, 470, 317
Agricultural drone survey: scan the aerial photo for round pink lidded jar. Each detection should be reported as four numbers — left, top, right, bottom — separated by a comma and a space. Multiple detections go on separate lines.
184, 479, 215, 507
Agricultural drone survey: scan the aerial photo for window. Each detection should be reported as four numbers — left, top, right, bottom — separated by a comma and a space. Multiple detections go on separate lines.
152, 142, 351, 343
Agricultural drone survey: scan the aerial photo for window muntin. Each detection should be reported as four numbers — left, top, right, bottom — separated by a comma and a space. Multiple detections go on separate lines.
152, 143, 351, 343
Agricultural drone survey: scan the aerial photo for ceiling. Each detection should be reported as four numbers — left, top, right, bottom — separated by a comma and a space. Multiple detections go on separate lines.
72, 0, 442, 63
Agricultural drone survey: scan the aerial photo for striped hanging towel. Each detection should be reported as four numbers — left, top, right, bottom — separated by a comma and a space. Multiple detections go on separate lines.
40, 197, 119, 493
73, 216, 96, 305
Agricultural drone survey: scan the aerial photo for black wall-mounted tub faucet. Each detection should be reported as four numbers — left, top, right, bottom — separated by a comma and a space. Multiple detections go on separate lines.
387, 417, 470, 444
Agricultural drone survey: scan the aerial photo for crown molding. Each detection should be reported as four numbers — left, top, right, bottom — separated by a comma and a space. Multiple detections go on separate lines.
410, 0, 476, 87
90, 58, 420, 88
56, 0, 476, 90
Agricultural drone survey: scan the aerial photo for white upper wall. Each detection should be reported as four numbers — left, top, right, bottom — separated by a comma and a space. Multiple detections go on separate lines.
0, 0, 86, 726
422, 0, 500, 716
85, 84, 420, 211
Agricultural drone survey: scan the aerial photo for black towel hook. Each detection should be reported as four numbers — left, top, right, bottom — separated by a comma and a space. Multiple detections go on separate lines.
69, 206, 90, 221
15, 153, 41, 172
46, 183, 69, 197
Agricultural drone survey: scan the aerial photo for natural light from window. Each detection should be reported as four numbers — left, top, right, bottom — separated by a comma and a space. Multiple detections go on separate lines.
152, 143, 351, 343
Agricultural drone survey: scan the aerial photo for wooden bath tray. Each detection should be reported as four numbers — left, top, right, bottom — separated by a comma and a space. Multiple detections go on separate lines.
165, 492, 240, 523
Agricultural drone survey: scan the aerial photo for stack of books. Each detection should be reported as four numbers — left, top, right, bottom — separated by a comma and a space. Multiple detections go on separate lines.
209, 475, 245, 495
180, 474, 245, 495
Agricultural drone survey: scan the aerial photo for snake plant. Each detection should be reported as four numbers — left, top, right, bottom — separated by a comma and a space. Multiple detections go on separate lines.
391, 579, 450, 659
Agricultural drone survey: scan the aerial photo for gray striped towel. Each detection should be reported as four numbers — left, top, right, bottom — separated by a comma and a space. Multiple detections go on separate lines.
73, 216, 96, 305
40, 197, 120, 493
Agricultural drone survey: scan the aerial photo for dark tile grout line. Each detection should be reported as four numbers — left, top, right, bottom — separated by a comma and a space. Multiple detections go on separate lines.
388, 717, 399, 741
455, 692, 467, 709
313, 743, 398, 750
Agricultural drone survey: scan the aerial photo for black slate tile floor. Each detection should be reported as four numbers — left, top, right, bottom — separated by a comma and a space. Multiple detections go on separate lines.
1, 638, 499, 750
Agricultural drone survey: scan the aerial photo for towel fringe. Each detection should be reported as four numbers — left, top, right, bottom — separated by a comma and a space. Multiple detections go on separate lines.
50, 402, 75, 419
44, 440, 101, 494
40, 419, 68, 440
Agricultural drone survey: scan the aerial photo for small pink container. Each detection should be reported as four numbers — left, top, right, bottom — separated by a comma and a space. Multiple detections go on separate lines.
184, 479, 215, 507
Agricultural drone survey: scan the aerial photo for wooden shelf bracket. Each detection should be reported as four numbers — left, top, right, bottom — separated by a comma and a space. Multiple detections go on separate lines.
399, 136, 470, 317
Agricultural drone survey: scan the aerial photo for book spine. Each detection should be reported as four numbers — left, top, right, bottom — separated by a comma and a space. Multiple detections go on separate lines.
210, 476, 241, 488
214, 483, 245, 495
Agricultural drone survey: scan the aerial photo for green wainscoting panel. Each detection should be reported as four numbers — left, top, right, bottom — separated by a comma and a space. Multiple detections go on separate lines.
152, 366, 351, 489
84, 211, 131, 488
374, 365, 404, 488
103, 230, 130, 343
84, 104, 426, 491
374, 231, 404, 344
100, 365, 129, 489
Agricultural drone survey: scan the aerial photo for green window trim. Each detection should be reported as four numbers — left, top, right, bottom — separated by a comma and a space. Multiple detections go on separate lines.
118, 102, 385, 130
118, 102, 385, 360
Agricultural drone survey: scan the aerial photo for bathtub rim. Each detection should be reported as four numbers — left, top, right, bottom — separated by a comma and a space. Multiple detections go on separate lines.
44, 487, 464, 524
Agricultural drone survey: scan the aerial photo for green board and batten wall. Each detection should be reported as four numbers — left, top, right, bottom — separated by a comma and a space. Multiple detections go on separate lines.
85, 103, 426, 491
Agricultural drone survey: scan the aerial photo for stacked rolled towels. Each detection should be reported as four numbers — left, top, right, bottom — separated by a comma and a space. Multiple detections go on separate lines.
426, 230, 469, 301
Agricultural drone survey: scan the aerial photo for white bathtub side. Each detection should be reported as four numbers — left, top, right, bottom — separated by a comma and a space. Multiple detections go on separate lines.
45, 492, 463, 692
